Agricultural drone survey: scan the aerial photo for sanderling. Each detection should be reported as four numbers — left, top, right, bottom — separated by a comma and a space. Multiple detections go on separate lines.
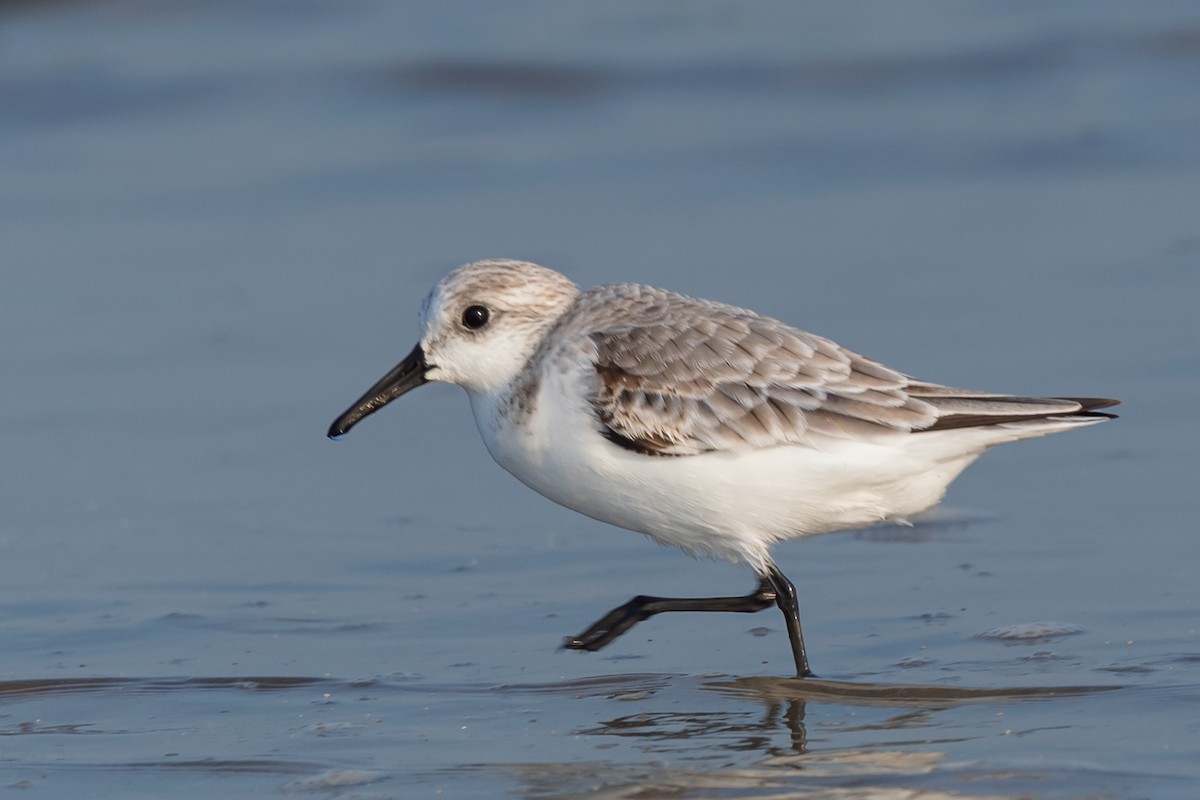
328, 259, 1117, 677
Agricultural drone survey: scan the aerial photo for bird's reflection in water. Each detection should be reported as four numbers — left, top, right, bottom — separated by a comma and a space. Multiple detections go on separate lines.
579, 697, 808, 756
477, 674, 1120, 800
582, 675, 1116, 758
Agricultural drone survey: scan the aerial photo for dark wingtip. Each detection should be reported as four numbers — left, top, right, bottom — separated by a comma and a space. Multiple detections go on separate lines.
1063, 397, 1121, 412
920, 395, 1122, 432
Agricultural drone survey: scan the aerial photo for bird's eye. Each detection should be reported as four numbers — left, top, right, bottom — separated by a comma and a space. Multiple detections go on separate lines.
461, 305, 491, 330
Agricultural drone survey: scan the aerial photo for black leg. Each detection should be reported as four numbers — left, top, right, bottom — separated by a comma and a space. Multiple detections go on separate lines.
564, 576, 776, 652
765, 565, 810, 678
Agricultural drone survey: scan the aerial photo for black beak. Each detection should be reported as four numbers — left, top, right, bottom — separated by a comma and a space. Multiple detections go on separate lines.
327, 343, 429, 439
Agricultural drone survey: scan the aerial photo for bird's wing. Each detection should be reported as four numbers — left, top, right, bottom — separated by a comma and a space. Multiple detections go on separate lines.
580, 286, 1111, 456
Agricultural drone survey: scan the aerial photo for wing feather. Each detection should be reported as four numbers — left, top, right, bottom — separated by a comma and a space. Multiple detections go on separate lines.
574, 284, 1116, 456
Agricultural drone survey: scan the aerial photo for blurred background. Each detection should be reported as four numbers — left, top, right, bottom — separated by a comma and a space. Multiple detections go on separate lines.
1, 2, 1197, 798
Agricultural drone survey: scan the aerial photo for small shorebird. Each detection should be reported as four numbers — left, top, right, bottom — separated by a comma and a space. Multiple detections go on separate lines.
329, 259, 1117, 677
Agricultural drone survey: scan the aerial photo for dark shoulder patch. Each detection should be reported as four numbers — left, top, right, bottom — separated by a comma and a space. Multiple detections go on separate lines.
599, 426, 685, 456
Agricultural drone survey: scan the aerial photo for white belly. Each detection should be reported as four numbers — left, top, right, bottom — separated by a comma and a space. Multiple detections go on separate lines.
468, 374, 983, 572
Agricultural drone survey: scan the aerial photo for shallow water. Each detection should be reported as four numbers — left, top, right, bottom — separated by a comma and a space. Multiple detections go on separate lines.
2, 1, 1198, 797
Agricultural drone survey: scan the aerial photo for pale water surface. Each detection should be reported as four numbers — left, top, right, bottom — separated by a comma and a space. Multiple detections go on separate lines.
1, 2, 1198, 798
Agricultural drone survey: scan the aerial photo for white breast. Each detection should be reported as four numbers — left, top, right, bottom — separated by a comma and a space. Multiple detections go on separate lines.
468, 364, 985, 573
